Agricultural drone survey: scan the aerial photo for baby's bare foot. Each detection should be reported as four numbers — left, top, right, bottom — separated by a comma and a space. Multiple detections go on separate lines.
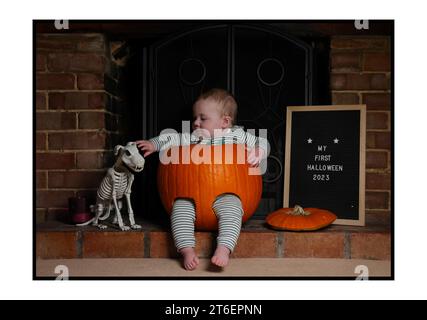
180, 247, 199, 271
211, 245, 231, 267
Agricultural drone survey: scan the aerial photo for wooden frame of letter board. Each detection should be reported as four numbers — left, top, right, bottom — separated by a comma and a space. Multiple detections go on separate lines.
283, 105, 366, 226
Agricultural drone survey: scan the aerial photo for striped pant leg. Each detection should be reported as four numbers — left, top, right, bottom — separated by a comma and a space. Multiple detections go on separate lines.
212, 194, 244, 252
171, 198, 196, 250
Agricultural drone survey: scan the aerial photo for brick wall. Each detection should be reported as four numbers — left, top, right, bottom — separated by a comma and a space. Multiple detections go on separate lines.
330, 36, 391, 216
35, 33, 392, 223
36, 34, 124, 222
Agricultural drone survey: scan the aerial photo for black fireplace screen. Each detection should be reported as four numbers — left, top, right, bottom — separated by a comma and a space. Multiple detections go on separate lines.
130, 23, 329, 222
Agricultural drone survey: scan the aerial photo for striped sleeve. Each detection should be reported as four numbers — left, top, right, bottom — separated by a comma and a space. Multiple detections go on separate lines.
234, 129, 257, 147
149, 132, 191, 151
234, 129, 269, 154
242, 131, 258, 148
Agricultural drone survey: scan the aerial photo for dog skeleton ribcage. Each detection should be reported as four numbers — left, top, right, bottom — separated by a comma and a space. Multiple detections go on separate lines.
77, 142, 144, 231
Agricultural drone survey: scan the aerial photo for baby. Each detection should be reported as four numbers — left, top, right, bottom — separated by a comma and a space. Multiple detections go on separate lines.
136, 88, 268, 270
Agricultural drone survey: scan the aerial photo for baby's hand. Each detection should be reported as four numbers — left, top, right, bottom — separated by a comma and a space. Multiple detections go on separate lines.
247, 147, 266, 168
135, 140, 156, 157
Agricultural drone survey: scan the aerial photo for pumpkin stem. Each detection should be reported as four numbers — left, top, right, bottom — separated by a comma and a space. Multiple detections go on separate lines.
288, 205, 311, 216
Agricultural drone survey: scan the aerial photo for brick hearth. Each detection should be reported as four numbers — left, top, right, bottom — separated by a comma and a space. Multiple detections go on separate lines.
36, 213, 391, 260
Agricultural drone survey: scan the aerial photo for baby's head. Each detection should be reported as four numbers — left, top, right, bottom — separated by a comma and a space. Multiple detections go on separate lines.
192, 88, 237, 137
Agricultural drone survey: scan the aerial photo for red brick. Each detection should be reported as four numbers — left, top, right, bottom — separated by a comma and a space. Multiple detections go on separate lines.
77, 73, 104, 90
48, 53, 105, 73
232, 232, 277, 258
49, 171, 105, 188
371, 73, 390, 90
36, 231, 79, 259
331, 37, 388, 50
49, 92, 108, 110
36, 92, 47, 110
362, 93, 391, 110
366, 191, 389, 210
149, 231, 214, 258
365, 211, 391, 224
76, 35, 105, 52
330, 74, 346, 90
78, 112, 105, 129
283, 232, 345, 258
36, 35, 77, 51
367, 112, 389, 130
36, 73, 75, 90
366, 151, 388, 169
47, 53, 72, 71
36, 112, 76, 130
366, 132, 374, 149
366, 173, 391, 190
333, 73, 375, 90
83, 231, 144, 258
36, 34, 105, 52
89, 93, 109, 109
332, 92, 360, 105
48, 132, 107, 150
36, 152, 75, 170
149, 232, 177, 258
76, 151, 111, 169
36, 171, 47, 189
351, 232, 390, 260
46, 208, 70, 222
363, 52, 391, 72
331, 73, 388, 90
36, 53, 47, 71
50, 92, 86, 110
36, 190, 75, 208
366, 132, 391, 149
331, 52, 360, 72
36, 132, 47, 150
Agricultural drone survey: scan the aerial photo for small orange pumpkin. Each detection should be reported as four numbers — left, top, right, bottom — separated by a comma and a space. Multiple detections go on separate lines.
157, 144, 263, 231
266, 205, 337, 231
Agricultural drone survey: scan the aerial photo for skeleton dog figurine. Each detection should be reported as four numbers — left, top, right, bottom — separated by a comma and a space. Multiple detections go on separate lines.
77, 142, 145, 231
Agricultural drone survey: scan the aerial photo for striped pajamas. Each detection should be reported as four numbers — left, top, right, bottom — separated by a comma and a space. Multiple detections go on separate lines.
150, 126, 267, 252
149, 126, 268, 151
172, 194, 243, 251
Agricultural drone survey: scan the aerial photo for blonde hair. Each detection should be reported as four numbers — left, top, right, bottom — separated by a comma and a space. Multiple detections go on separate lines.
195, 88, 238, 124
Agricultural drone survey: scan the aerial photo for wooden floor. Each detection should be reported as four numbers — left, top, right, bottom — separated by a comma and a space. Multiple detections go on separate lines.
36, 258, 391, 278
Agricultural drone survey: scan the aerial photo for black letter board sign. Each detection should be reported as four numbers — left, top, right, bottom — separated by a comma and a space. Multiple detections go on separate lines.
284, 105, 366, 226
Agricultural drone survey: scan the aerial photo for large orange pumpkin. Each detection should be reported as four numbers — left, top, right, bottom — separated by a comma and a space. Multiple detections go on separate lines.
157, 144, 263, 231
266, 205, 337, 231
